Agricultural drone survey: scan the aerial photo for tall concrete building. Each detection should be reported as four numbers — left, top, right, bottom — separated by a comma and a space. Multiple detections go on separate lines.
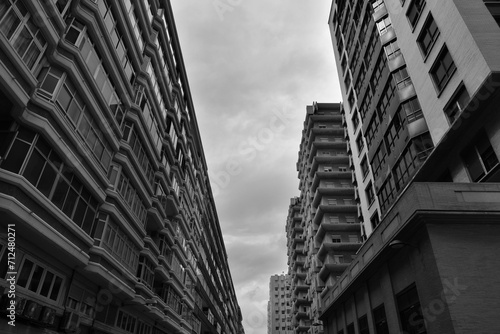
267, 274, 293, 334
316, 0, 500, 333
286, 103, 362, 334
0, 1, 244, 334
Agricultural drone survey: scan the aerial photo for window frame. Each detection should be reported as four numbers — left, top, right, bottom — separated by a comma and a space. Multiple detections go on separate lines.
429, 45, 457, 94
417, 13, 440, 60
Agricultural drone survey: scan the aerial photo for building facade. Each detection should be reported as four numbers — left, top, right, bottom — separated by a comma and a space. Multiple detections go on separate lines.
267, 274, 293, 334
286, 103, 362, 334
318, 0, 500, 333
0, 1, 244, 334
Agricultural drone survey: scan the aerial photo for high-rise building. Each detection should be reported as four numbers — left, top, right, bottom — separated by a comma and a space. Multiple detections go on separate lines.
267, 274, 293, 334
316, 1, 500, 333
286, 103, 362, 334
0, 1, 243, 334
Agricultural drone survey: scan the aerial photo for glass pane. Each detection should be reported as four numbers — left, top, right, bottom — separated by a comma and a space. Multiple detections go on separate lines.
22, 40, 41, 70
67, 100, 82, 125
52, 177, 70, 209
0, 10, 21, 39
50, 276, 63, 300
18, 259, 34, 288
72, 198, 86, 227
37, 163, 57, 197
41, 73, 60, 94
62, 187, 78, 217
13, 27, 32, 58
57, 84, 72, 111
23, 150, 45, 186
40, 271, 54, 297
28, 264, 44, 292
1, 139, 30, 173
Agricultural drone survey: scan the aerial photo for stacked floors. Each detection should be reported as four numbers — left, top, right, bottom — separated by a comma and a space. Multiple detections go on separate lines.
286, 103, 361, 334
0, 1, 243, 334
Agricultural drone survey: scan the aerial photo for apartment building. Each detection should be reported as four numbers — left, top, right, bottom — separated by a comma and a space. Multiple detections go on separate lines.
317, 0, 500, 333
286, 103, 362, 334
0, 1, 244, 334
267, 274, 293, 334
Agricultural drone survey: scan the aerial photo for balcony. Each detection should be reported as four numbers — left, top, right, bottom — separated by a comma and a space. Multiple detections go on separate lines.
317, 241, 361, 261
315, 221, 360, 244
313, 204, 357, 226
312, 187, 354, 207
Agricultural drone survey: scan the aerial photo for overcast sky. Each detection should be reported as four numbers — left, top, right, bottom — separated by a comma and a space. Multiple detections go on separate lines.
170, 1, 342, 333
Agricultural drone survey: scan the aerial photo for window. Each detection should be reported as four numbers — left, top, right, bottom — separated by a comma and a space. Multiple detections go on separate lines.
385, 112, 403, 150
355, 63, 367, 94
376, 16, 392, 35
370, 211, 381, 229
137, 256, 155, 290
365, 114, 380, 148
430, 46, 456, 93
444, 84, 470, 124
359, 87, 373, 121
371, 53, 387, 91
346, 216, 356, 224
347, 323, 355, 334
332, 235, 342, 243
379, 175, 397, 213
0, 0, 47, 73
401, 97, 423, 123
377, 80, 397, 119
358, 315, 369, 334
462, 130, 499, 182
373, 304, 390, 334
372, 0, 384, 12
365, 28, 378, 64
384, 40, 401, 61
122, 121, 155, 188
17, 257, 64, 301
116, 310, 137, 333
38, 68, 114, 171
352, 111, 360, 131
397, 285, 427, 334
484, 0, 500, 27
361, 156, 369, 177
356, 134, 365, 154
393, 67, 412, 90
1, 128, 99, 234
406, 0, 426, 29
98, 214, 140, 273
417, 13, 440, 57
98, 0, 136, 84
366, 183, 375, 205
348, 89, 356, 109
116, 170, 148, 225
372, 143, 388, 178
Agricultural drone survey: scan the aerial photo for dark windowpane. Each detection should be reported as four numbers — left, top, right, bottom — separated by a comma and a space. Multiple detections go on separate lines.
73, 198, 87, 227
18, 259, 34, 288
40, 271, 54, 297
23, 150, 45, 185
36, 163, 57, 197
0, 10, 21, 39
57, 84, 72, 111
28, 265, 44, 292
63, 188, 78, 217
2, 139, 30, 173
50, 276, 63, 300
41, 73, 60, 95
52, 177, 70, 209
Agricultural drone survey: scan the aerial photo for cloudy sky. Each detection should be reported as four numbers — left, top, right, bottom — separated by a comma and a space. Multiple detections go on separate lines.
170, 1, 342, 333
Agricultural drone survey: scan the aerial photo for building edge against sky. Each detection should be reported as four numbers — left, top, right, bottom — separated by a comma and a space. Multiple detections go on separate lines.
0, 0, 244, 334
285, 103, 362, 334
267, 274, 293, 334
315, 0, 500, 334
